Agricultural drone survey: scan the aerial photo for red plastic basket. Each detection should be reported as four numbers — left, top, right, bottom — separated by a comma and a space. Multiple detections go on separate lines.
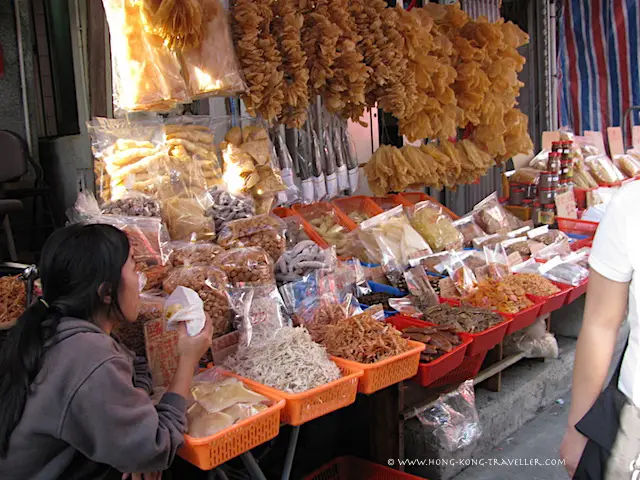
428, 351, 488, 389
304, 456, 425, 480
332, 196, 384, 225
529, 282, 572, 316
271, 206, 329, 248
397, 192, 459, 220
573, 188, 595, 209
570, 238, 593, 251
437, 298, 511, 356
503, 299, 544, 335
565, 278, 589, 304
557, 217, 599, 237
370, 194, 412, 210
386, 315, 472, 387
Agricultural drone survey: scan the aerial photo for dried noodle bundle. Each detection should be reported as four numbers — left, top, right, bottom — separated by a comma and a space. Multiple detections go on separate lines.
272, 0, 309, 128
142, 0, 211, 50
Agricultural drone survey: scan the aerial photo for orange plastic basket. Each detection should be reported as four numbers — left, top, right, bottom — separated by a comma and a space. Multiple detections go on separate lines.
292, 202, 357, 259
330, 340, 425, 395
370, 194, 412, 210
332, 196, 384, 225
397, 192, 459, 220
271, 206, 329, 248
304, 456, 425, 480
231, 366, 363, 426
179, 382, 285, 470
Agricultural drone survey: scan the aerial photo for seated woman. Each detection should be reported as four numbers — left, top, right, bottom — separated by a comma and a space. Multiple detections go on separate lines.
0, 223, 212, 479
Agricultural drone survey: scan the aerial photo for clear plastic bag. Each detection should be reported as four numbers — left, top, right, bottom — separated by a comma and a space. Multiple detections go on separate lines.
613, 154, 640, 178
213, 247, 275, 286
584, 154, 625, 184
360, 205, 433, 269
101, 193, 161, 217
162, 194, 215, 242
540, 260, 589, 286
500, 237, 531, 258
205, 185, 255, 233
165, 286, 206, 337
177, 0, 246, 98
473, 192, 523, 234
170, 241, 224, 267
533, 237, 572, 262
228, 285, 288, 348
87, 117, 167, 203
281, 216, 311, 247
476, 244, 510, 282
216, 214, 286, 262
271, 126, 300, 204
504, 318, 559, 359
275, 241, 336, 284
452, 214, 486, 248
404, 266, 439, 308
526, 226, 568, 246
509, 168, 540, 185
407, 201, 464, 253
101, 0, 189, 113
306, 209, 351, 257
162, 266, 231, 338
416, 380, 482, 452
116, 292, 165, 358
446, 252, 478, 297
332, 115, 349, 192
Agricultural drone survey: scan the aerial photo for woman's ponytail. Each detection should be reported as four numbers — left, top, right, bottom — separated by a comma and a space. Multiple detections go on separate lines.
0, 300, 61, 456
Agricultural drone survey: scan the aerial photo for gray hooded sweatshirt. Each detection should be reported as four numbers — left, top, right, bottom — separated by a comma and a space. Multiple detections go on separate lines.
0, 318, 187, 480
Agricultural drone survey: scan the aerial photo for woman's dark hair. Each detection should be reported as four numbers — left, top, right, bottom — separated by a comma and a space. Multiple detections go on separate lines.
0, 223, 130, 456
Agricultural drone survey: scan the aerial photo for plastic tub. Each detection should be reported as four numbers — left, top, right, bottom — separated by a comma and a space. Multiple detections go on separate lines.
369, 194, 412, 210
529, 282, 572, 316
331, 341, 425, 395
179, 378, 286, 470
292, 202, 355, 257
573, 188, 595, 209
557, 217, 599, 237
359, 281, 408, 317
332, 196, 384, 225
387, 315, 473, 387
503, 299, 544, 335
427, 351, 488, 389
304, 456, 425, 480
397, 192, 459, 220
565, 278, 588, 304
272, 207, 329, 248
231, 365, 363, 426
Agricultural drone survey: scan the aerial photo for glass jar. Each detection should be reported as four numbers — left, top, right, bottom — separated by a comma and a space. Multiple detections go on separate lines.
540, 204, 556, 226
531, 202, 542, 225
547, 152, 561, 173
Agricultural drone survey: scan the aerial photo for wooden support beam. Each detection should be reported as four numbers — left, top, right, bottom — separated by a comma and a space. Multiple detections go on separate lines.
87, 0, 108, 117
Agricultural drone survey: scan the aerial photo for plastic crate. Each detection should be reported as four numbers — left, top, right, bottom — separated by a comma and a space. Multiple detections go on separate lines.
232, 365, 363, 426
529, 282, 572, 316
271, 207, 329, 248
370, 194, 413, 210
573, 188, 595, 209
179, 381, 286, 470
386, 315, 472, 387
397, 192, 459, 220
437, 298, 511, 356
557, 217, 599, 238
565, 278, 588, 305
304, 456, 425, 480
292, 202, 357, 257
570, 238, 593, 251
332, 196, 384, 225
503, 299, 544, 335
331, 341, 425, 395
428, 351, 488, 389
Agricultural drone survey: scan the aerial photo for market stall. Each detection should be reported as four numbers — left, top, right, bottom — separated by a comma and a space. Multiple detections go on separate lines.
0, 1, 604, 478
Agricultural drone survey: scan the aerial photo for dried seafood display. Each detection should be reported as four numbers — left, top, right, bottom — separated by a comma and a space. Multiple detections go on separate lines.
501, 274, 560, 297
319, 314, 411, 364
421, 303, 504, 334
462, 279, 534, 314
222, 326, 341, 393
0, 276, 26, 327
358, 292, 398, 310
400, 324, 461, 363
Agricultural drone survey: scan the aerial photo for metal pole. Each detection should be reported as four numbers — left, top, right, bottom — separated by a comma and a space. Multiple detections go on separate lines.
240, 452, 268, 480
280, 425, 300, 480
14, 0, 33, 156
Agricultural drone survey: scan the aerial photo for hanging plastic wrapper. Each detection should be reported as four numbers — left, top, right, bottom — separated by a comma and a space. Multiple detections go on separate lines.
309, 119, 327, 202
416, 380, 482, 452
295, 128, 315, 204
320, 109, 338, 199
332, 115, 349, 192
101, 0, 189, 113
177, 0, 246, 98
339, 118, 359, 194
271, 126, 299, 205
87, 117, 167, 203
227, 284, 288, 348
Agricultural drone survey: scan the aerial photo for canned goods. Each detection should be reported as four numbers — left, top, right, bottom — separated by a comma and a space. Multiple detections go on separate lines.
539, 172, 559, 189
538, 187, 556, 204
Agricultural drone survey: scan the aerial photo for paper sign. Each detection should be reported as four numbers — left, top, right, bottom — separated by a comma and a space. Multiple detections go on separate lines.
584, 131, 606, 154
555, 190, 578, 219
633, 126, 640, 149
607, 127, 625, 156
542, 131, 560, 150
144, 318, 179, 388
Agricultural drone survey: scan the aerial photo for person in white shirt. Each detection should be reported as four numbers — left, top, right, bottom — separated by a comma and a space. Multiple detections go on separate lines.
561, 182, 640, 479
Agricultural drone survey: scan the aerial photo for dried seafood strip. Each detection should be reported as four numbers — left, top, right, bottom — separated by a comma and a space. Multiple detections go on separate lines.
501, 273, 560, 298
400, 325, 461, 363
422, 303, 503, 334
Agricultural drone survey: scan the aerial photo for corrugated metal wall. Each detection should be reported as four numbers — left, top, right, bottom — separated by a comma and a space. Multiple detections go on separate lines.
460, 0, 501, 21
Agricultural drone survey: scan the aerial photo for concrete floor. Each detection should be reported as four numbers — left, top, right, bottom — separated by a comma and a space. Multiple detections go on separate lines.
454, 399, 570, 480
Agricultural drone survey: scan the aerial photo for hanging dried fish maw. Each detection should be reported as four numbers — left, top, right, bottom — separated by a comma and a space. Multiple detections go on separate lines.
102, 0, 189, 113
143, 0, 206, 50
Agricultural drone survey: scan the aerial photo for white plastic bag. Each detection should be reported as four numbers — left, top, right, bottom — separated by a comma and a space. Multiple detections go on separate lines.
165, 286, 206, 337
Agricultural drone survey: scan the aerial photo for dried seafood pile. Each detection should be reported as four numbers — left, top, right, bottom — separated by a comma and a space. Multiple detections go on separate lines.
400, 324, 462, 363
222, 326, 341, 393
501, 274, 560, 297
421, 303, 504, 334
462, 279, 534, 314
0, 276, 26, 327
319, 314, 411, 364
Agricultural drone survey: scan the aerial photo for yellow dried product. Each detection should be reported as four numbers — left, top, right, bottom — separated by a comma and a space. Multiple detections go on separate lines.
497, 108, 534, 163
142, 0, 207, 50
272, 0, 309, 129
102, 0, 189, 112
502, 274, 560, 297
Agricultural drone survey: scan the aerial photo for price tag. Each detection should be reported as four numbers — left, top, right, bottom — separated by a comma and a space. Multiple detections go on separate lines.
555, 190, 578, 219
144, 318, 179, 389
607, 127, 625, 156
542, 131, 560, 150
539, 255, 563, 275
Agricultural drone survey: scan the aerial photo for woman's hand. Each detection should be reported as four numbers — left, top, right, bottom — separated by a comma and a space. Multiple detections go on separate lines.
560, 426, 588, 477
176, 317, 213, 366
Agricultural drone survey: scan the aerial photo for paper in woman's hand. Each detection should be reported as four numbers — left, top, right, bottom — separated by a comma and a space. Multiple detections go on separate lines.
165, 286, 205, 336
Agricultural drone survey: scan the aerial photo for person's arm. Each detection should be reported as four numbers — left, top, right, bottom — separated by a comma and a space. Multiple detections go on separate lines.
568, 269, 628, 426
132, 356, 153, 395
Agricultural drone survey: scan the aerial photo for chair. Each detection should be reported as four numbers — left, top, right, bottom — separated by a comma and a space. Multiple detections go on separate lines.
0, 130, 56, 252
